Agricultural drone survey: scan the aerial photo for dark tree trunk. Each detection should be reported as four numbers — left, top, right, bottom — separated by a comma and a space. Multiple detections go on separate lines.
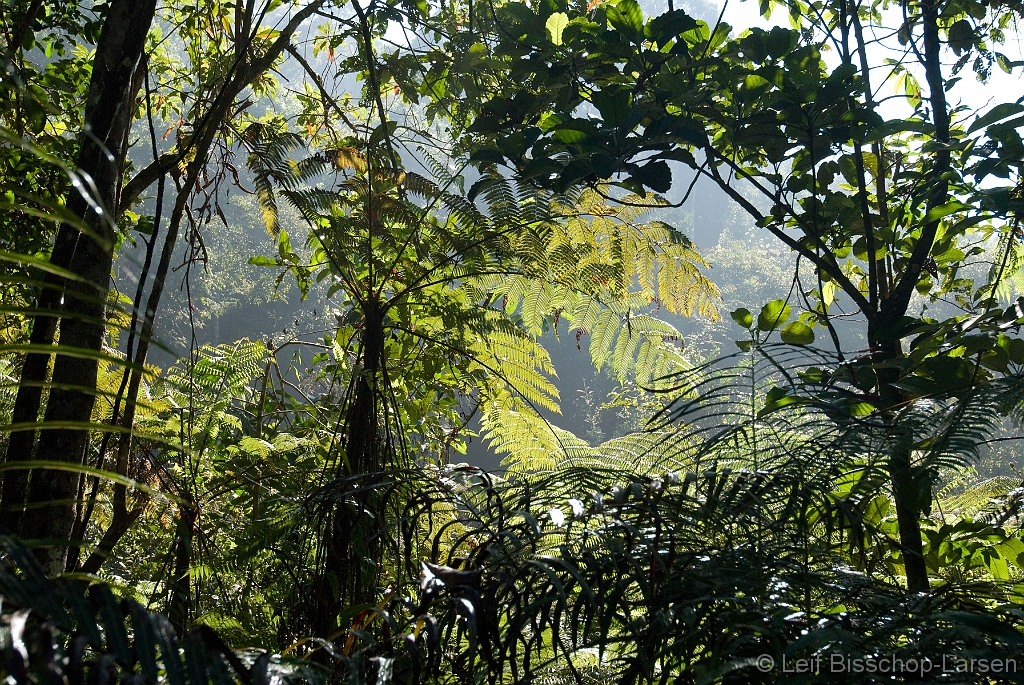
347, 298, 385, 475
873, 334, 930, 593
867, 0, 950, 595
13, 0, 158, 575
310, 300, 386, 639
167, 503, 197, 634
77, 190, 188, 574
1, 297, 59, 532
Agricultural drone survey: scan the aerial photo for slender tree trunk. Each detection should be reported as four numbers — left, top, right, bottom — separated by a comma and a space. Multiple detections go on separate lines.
167, 502, 197, 634
867, 0, 951, 595
15, 0, 157, 575
78, 191, 189, 573
78, 493, 143, 574
346, 299, 384, 475
311, 300, 385, 638
1, 297, 59, 531
872, 334, 931, 593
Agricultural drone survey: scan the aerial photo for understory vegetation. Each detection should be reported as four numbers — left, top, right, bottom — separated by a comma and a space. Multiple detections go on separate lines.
1, 0, 1024, 681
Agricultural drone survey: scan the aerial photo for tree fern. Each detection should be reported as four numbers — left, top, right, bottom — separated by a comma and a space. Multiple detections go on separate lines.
479, 395, 587, 474
238, 129, 726, 599
939, 475, 1024, 520
476, 183, 719, 396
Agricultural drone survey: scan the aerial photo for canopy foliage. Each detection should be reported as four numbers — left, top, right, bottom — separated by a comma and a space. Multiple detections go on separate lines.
0, 0, 1023, 681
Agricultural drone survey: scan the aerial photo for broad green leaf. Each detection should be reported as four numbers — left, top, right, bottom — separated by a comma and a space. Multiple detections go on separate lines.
821, 280, 837, 308
606, 0, 643, 38
923, 201, 968, 223
968, 103, 1024, 134
591, 88, 633, 128
765, 26, 793, 57
730, 308, 753, 328
997, 538, 1024, 566
248, 255, 279, 266
757, 299, 791, 331
987, 551, 1011, 581
758, 386, 804, 416
630, 160, 671, 192
469, 147, 507, 165
894, 71, 921, 106
780, 321, 814, 345
947, 19, 975, 56
645, 10, 698, 45
546, 12, 569, 45
681, 21, 710, 46
553, 128, 590, 144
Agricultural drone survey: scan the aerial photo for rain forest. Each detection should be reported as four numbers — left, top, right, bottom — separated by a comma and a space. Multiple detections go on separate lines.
1, 0, 1024, 681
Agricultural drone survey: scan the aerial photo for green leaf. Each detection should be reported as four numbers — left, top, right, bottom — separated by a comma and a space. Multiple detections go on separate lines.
553, 127, 591, 144
987, 551, 1011, 580
968, 103, 1024, 134
780, 321, 814, 345
248, 255, 279, 266
923, 201, 968, 223
645, 10, 698, 45
757, 299, 791, 331
369, 119, 398, 146
997, 538, 1024, 566
469, 147, 507, 165
765, 26, 794, 57
546, 12, 569, 45
947, 19, 975, 56
758, 386, 804, 416
730, 308, 753, 328
821, 280, 837, 308
1008, 337, 1024, 365
606, 0, 643, 39
591, 88, 633, 129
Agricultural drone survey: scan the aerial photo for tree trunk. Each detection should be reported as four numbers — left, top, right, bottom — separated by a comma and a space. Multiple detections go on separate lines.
310, 300, 385, 638
867, 0, 951, 595
3, 0, 327, 574
59, 0, 330, 576
1, 298, 59, 532
15, 0, 157, 575
167, 502, 197, 634
873, 335, 930, 593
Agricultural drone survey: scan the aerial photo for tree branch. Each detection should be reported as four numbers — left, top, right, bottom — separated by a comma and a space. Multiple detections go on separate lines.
118, 151, 182, 214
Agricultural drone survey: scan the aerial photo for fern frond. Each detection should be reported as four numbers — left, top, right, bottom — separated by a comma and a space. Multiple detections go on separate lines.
402, 171, 441, 200
482, 177, 520, 224
479, 396, 584, 476
470, 326, 559, 414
